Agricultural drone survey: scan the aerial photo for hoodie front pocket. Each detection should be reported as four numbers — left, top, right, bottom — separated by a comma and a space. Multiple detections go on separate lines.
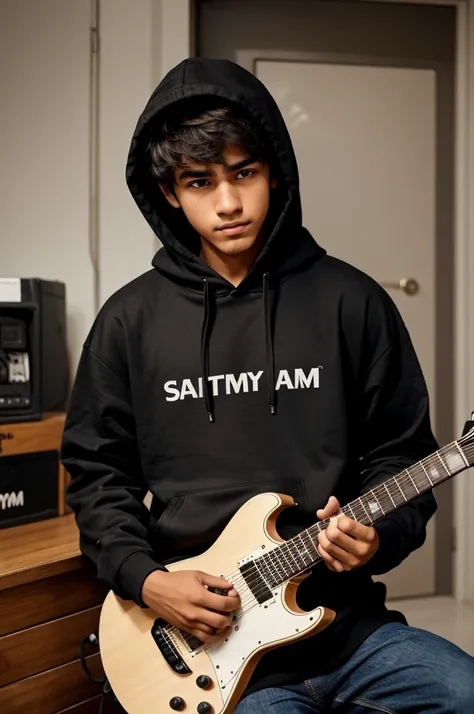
153, 480, 305, 557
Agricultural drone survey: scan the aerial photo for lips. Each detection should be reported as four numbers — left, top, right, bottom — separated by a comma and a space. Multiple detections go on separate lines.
217, 222, 250, 236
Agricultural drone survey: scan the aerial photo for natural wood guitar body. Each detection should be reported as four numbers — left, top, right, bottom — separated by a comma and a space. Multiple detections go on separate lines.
99, 492, 335, 714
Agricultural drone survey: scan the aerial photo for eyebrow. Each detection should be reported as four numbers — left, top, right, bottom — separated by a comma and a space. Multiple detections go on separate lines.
177, 156, 258, 182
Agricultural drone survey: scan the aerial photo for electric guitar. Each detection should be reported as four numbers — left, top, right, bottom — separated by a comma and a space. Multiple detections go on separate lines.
99, 418, 474, 714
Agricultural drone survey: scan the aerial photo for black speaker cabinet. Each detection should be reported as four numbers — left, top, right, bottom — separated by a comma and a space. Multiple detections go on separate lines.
0, 278, 68, 424
0, 413, 69, 529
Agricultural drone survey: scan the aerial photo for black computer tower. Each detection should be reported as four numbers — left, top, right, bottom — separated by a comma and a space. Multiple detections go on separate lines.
0, 278, 68, 424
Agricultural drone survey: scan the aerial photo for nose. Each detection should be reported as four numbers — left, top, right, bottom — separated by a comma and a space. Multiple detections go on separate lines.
215, 182, 242, 217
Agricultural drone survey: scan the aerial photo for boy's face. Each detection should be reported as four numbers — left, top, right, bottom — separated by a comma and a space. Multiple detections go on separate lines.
161, 144, 277, 258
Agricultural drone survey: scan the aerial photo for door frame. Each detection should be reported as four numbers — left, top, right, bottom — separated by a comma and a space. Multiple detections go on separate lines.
162, 0, 474, 603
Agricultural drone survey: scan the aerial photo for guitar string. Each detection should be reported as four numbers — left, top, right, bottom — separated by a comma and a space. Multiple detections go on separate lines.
213, 443, 473, 603
202, 443, 474, 610
169, 441, 474, 629
165, 438, 474, 650
167, 444, 474, 653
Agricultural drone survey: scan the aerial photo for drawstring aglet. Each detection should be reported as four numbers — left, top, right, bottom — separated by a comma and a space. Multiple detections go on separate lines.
270, 405, 276, 415
208, 412, 215, 423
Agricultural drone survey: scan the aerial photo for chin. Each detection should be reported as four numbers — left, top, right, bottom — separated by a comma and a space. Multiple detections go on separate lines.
217, 235, 262, 256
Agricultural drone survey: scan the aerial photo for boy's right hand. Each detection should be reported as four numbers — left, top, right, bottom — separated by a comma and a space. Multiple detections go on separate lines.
141, 569, 241, 644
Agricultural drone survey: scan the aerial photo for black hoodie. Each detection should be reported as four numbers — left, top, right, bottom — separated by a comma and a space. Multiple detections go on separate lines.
61, 58, 438, 695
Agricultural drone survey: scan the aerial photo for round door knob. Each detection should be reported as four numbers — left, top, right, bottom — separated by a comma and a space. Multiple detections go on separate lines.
380, 277, 420, 296
169, 697, 185, 711
197, 703, 212, 714
196, 675, 212, 689
399, 278, 420, 296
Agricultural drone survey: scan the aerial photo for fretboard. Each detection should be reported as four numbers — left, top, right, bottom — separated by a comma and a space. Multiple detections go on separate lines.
252, 438, 472, 589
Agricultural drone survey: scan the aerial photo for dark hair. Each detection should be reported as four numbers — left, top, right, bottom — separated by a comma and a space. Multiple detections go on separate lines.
148, 100, 273, 187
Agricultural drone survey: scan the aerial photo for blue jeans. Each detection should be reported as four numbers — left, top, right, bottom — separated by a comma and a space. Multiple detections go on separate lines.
235, 623, 474, 713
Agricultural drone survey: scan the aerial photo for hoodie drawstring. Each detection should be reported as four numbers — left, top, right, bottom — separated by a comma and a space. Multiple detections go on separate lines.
201, 274, 276, 422
201, 278, 215, 422
263, 272, 277, 415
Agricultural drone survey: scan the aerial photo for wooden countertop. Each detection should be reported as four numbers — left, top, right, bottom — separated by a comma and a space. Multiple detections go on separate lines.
0, 514, 83, 591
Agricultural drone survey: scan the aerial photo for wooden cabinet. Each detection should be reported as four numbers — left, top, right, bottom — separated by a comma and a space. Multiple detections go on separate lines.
0, 412, 70, 529
0, 515, 121, 713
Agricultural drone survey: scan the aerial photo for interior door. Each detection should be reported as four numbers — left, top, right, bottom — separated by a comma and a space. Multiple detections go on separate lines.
197, 0, 456, 598
250, 56, 436, 598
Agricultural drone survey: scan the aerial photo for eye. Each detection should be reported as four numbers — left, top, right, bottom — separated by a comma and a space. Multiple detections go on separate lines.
236, 169, 256, 180
188, 179, 211, 189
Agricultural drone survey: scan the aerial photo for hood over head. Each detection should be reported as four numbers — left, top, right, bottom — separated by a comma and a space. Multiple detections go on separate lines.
126, 57, 325, 293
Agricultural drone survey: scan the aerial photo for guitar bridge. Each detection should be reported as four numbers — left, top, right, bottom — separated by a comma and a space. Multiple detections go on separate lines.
151, 619, 192, 674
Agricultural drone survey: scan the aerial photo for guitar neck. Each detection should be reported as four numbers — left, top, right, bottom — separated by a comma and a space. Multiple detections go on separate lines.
252, 435, 474, 589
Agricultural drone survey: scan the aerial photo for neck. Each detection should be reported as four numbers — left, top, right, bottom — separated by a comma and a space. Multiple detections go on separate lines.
200, 234, 265, 287
239, 435, 474, 600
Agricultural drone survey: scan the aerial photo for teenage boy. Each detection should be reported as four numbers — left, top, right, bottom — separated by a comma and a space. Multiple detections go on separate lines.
62, 58, 474, 713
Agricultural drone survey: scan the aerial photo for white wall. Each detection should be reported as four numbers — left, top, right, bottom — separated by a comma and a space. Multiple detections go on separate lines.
99, 0, 159, 306
99, 0, 191, 306
0, 0, 93, 373
0, 0, 184, 372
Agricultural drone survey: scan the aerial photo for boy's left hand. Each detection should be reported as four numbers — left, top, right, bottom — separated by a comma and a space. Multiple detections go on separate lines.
316, 496, 379, 572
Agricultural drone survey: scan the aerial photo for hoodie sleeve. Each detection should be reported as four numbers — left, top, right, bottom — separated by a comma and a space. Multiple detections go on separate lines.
61, 320, 165, 605
347, 287, 438, 576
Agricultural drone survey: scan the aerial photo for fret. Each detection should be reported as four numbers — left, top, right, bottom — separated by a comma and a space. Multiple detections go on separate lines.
348, 499, 365, 524
418, 463, 431, 490
374, 484, 392, 514
343, 503, 357, 521
287, 537, 307, 572
298, 533, 313, 565
279, 543, 294, 578
391, 476, 408, 503
383, 482, 396, 509
443, 443, 468, 474
436, 451, 451, 477
285, 539, 303, 572
269, 547, 288, 581
350, 501, 366, 524
260, 553, 278, 587
357, 497, 374, 525
256, 554, 271, 586
264, 550, 281, 585
306, 528, 322, 563
302, 530, 319, 560
394, 469, 420, 503
419, 458, 439, 493
281, 547, 294, 579
294, 538, 310, 570
254, 555, 272, 587
408, 469, 421, 494
418, 458, 439, 493
425, 455, 442, 485
455, 440, 470, 468
361, 491, 386, 519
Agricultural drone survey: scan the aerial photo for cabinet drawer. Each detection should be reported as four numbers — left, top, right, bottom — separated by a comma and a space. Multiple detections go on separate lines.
0, 654, 104, 714
57, 695, 124, 714
0, 606, 101, 686
0, 568, 106, 636
56, 696, 103, 714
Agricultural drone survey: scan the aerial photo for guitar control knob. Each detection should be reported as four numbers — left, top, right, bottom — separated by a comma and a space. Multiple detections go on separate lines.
169, 697, 185, 711
197, 703, 212, 714
196, 675, 212, 689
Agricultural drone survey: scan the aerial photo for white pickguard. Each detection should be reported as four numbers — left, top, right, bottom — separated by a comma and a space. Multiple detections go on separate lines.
190, 584, 322, 704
